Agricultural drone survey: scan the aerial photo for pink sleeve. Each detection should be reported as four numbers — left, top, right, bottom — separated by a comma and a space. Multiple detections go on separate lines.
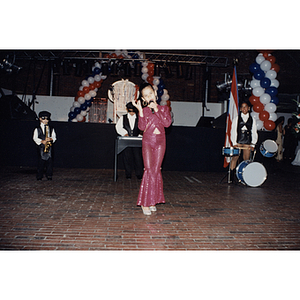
156, 105, 172, 127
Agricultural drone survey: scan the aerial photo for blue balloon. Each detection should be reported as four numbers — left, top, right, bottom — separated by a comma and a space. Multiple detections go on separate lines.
260, 77, 271, 88
86, 100, 92, 107
270, 95, 279, 105
253, 69, 265, 80
249, 62, 260, 74
93, 67, 101, 75
74, 107, 81, 114
265, 87, 278, 96
68, 112, 76, 120
81, 103, 88, 111
157, 89, 164, 97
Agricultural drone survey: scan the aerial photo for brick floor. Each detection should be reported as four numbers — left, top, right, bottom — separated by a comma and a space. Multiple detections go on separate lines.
0, 163, 300, 250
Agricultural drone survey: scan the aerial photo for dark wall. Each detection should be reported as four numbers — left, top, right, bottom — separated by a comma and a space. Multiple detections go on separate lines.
0, 120, 226, 172
0, 120, 276, 173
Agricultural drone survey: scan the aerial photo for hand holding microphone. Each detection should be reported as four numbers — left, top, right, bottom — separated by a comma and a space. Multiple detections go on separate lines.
148, 100, 157, 114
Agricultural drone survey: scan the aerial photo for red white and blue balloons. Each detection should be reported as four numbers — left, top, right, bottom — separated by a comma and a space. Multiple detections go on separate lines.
249, 51, 280, 131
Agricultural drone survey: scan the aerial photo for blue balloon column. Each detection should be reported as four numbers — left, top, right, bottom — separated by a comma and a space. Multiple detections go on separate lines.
249, 51, 280, 131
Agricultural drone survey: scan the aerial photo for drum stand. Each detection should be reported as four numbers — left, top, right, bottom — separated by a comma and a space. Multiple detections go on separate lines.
219, 156, 234, 184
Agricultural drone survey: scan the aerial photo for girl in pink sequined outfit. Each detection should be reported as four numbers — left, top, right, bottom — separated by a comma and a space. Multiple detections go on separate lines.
132, 83, 172, 215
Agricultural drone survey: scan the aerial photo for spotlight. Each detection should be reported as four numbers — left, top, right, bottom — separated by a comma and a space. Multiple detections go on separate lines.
0, 58, 22, 74
164, 64, 173, 78
124, 61, 131, 77
134, 61, 141, 77
153, 63, 161, 76
177, 64, 184, 78
75, 61, 83, 77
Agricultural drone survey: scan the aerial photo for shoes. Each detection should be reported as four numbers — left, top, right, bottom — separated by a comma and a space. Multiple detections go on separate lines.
141, 206, 151, 215
149, 206, 157, 212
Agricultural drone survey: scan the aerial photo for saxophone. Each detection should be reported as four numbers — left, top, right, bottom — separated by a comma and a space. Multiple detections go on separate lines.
44, 125, 52, 153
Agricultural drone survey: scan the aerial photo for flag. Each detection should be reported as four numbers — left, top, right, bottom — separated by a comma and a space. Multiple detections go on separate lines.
223, 66, 239, 168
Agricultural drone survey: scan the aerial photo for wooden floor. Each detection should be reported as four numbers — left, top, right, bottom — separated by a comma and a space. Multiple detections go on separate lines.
1, 162, 300, 251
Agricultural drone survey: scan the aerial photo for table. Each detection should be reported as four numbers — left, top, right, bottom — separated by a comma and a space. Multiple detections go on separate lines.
114, 136, 142, 181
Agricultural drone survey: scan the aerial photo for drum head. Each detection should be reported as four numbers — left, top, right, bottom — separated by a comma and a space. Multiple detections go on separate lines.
263, 140, 278, 152
243, 162, 267, 187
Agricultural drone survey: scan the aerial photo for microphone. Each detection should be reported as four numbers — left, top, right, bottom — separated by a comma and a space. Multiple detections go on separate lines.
149, 100, 154, 114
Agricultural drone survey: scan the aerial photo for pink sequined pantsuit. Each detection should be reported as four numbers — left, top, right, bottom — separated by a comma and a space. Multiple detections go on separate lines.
137, 105, 172, 207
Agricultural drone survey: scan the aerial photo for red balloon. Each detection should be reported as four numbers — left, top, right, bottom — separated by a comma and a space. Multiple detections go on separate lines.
104, 54, 111, 58
147, 63, 154, 71
83, 86, 89, 94
249, 95, 260, 105
77, 90, 85, 98
253, 103, 264, 113
94, 81, 101, 88
259, 110, 270, 121
262, 51, 271, 58
111, 53, 117, 58
89, 83, 95, 90
117, 55, 124, 59
264, 120, 276, 131
271, 63, 280, 73
266, 55, 276, 64
147, 76, 154, 85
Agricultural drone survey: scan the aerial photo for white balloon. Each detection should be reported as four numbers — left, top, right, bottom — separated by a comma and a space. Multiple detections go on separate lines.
161, 94, 170, 101
163, 89, 169, 95
94, 62, 101, 68
79, 85, 84, 91
251, 111, 260, 120
84, 93, 91, 100
153, 78, 160, 85
70, 106, 75, 112
80, 110, 87, 116
88, 76, 94, 84
250, 79, 260, 89
72, 118, 77, 122
270, 79, 279, 88
94, 74, 101, 82
82, 80, 89, 87
252, 87, 264, 97
265, 70, 277, 80
153, 85, 158, 91
142, 61, 148, 67
260, 60, 271, 71
76, 114, 83, 121
101, 75, 107, 80
265, 103, 277, 113
141, 73, 148, 81
89, 90, 96, 97
160, 100, 167, 106
78, 96, 85, 104
256, 119, 264, 130
269, 112, 277, 121
73, 101, 81, 108
142, 67, 148, 74
260, 93, 271, 104
256, 54, 265, 64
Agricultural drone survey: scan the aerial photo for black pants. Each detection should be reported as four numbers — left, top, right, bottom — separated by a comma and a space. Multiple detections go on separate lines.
123, 147, 143, 178
37, 157, 53, 179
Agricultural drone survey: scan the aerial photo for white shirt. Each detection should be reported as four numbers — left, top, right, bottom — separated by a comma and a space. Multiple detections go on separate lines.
33, 123, 57, 145
115, 113, 137, 136
231, 113, 257, 146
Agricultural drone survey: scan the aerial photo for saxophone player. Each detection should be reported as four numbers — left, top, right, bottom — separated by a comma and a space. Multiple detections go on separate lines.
33, 111, 57, 180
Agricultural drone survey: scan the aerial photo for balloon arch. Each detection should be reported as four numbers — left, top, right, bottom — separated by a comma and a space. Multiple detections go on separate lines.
249, 50, 280, 131
68, 50, 171, 122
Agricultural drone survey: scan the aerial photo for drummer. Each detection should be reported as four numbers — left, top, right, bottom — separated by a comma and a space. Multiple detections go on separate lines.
230, 100, 258, 181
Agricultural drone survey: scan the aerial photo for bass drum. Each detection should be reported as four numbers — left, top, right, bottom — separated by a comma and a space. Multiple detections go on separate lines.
236, 160, 267, 187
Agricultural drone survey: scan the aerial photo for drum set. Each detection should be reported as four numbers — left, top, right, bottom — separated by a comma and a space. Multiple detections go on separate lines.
222, 139, 278, 187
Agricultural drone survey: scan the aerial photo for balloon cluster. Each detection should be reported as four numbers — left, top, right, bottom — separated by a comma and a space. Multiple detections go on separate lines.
141, 61, 171, 111
68, 62, 106, 122
249, 51, 280, 131
68, 51, 147, 122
